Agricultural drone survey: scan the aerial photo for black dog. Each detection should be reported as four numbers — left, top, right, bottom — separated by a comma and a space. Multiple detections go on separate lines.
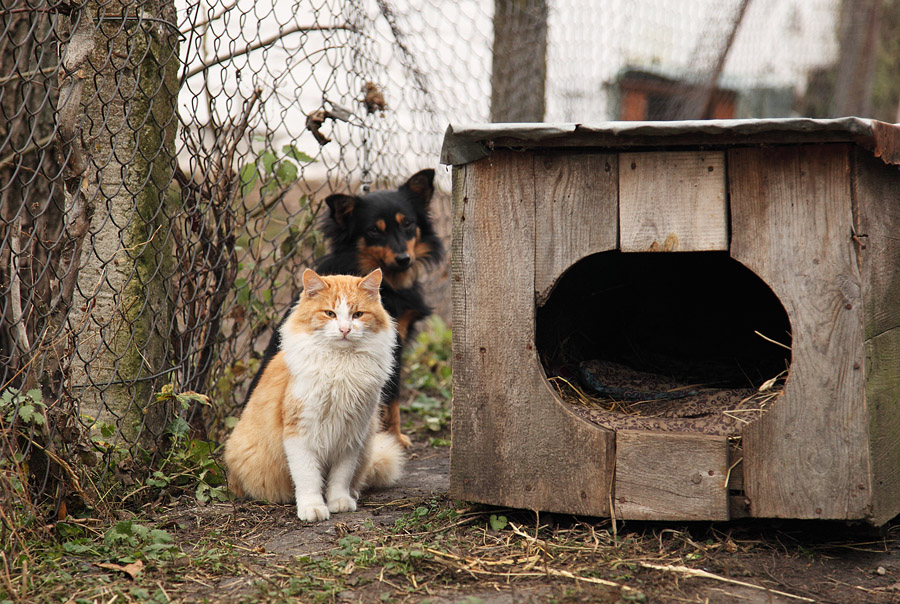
245, 169, 444, 446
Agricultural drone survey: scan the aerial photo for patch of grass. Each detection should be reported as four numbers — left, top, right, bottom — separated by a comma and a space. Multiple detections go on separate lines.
1, 513, 243, 604
402, 316, 452, 440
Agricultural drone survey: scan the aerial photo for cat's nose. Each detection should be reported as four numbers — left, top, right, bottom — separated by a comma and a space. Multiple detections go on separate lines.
394, 252, 411, 268
340, 325, 351, 336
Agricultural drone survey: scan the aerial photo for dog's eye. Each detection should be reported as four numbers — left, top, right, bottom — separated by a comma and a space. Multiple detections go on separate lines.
352, 311, 363, 319
401, 219, 415, 229
324, 310, 336, 318
366, 227, 382, 238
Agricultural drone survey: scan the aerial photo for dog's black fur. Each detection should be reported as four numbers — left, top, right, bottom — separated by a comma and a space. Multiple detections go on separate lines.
244, 169, 444, 444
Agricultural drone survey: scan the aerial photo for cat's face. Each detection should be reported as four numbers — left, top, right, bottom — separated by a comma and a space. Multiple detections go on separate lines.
284, 269, 393, 346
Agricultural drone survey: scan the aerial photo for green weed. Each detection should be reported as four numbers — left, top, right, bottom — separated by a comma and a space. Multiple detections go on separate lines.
402, 316, 452, 437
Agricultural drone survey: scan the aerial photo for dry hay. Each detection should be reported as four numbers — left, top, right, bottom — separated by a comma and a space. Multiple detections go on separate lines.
548, 359, 787, 437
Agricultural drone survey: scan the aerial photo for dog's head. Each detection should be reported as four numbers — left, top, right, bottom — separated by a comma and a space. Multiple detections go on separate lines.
324, 169, 444, 290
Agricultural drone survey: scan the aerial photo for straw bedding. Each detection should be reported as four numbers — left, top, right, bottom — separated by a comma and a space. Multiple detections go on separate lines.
550, 359, 785, 436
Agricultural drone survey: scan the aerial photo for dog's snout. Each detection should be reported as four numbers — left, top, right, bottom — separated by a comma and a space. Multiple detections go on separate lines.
395, 252, 411, 268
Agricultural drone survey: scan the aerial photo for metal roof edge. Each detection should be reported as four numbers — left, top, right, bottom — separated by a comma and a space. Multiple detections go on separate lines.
441, 118, 900, 166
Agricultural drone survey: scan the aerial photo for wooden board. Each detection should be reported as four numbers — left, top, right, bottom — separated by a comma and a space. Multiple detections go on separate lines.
619, 151, 727, 252
450, 152, 616, 516
534, 153, 618, 304
864, 331, 900, 525
852, 148, 900, 525
730, 144, 871, 520
615, 430, 729, 521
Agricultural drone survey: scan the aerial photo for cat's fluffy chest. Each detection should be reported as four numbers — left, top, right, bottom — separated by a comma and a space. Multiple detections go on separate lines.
280, 327, 396, 453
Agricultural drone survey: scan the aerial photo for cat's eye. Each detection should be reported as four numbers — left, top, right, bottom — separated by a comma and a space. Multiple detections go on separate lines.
352, 311, 364, 319
324, 310, 336, 318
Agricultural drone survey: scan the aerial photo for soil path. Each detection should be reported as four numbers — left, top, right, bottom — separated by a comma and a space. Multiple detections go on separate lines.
166, 438, 900, 603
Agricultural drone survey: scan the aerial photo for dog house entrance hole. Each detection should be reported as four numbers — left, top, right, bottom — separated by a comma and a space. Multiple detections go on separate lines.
536, 251, 792, 435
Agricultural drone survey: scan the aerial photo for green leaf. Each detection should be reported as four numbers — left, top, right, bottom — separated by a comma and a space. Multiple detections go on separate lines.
17, 403, 35, 424
260, 151, 278, 175
150, 529, 172, 544
62, 540, 96, 555
55, 522, 85, 539
282, 145, 316, 163
275, 159, 298, 184
489, 514, 508, 531
259, 180, 278, 201
239, 163, 258, 195
105, 521, 136, 547
167, 417, 190, 439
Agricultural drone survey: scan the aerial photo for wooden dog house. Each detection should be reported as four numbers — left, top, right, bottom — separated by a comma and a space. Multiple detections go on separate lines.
442, 118, 900, 524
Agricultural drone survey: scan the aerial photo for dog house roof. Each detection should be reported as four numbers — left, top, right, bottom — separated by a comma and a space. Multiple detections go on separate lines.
441, 117, 900, 167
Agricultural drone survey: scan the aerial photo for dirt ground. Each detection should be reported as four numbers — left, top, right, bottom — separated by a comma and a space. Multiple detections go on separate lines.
152, 433, 900, 604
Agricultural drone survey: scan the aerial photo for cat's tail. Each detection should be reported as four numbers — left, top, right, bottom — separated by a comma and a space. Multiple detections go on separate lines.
359, 431, 406, 490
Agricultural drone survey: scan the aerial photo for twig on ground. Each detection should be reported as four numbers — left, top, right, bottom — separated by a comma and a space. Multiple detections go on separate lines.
639, 561, 815, 602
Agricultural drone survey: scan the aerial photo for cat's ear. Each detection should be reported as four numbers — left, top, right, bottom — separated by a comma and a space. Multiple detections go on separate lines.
401, 169, 434, 208
359, 269, 382, 299
302, 268, 327, 298
325, 194, 358, 229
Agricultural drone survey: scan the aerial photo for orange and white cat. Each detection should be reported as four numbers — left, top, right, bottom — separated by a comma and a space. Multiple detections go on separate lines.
224, 268, 404, 521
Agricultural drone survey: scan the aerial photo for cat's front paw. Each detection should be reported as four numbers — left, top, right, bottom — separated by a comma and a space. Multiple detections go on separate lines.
327, 495, 357, 514
296, 503, 330, 522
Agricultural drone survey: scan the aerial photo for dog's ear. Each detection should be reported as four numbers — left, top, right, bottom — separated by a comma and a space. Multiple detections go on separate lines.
402, 169, 435, 207
325, 194, 357, 228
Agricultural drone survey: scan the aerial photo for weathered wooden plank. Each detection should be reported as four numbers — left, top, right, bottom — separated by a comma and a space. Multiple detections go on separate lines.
450, 151, 616, 516
853, 147, 900, 525
615, 430, 729, 521
727, 444, 750, 519
619, 151, 727, 252
534, 153, 618, 304
730, 144, 870, 520
863, 329, 900, 525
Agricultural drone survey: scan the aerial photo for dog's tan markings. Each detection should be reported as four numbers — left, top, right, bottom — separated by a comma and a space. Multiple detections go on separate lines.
385, 270, 416, 290
356, 240, 395, 271
395, 309, 421, 342
382, 398, 411, 448
395, 212, 406, 227
376, 219, 386, 232
414, 240, 432, 261
357, 241, 418, 290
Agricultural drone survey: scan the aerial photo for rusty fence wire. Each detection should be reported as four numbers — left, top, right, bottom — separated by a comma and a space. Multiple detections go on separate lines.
1, 0, 897, 551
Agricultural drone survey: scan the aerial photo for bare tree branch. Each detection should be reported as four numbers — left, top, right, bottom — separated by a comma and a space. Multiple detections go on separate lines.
183, 23, 354, 80
178, 0, 239, 35
9, 209, 30, 356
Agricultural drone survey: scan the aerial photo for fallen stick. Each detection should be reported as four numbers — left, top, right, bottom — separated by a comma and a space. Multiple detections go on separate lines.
639, 561, 815, 602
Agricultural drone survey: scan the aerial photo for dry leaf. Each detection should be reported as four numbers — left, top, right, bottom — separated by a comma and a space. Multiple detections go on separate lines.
96, 559, 144, 579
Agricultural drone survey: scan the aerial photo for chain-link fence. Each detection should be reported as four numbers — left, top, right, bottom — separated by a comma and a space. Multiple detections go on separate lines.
2, 0, 897, 551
